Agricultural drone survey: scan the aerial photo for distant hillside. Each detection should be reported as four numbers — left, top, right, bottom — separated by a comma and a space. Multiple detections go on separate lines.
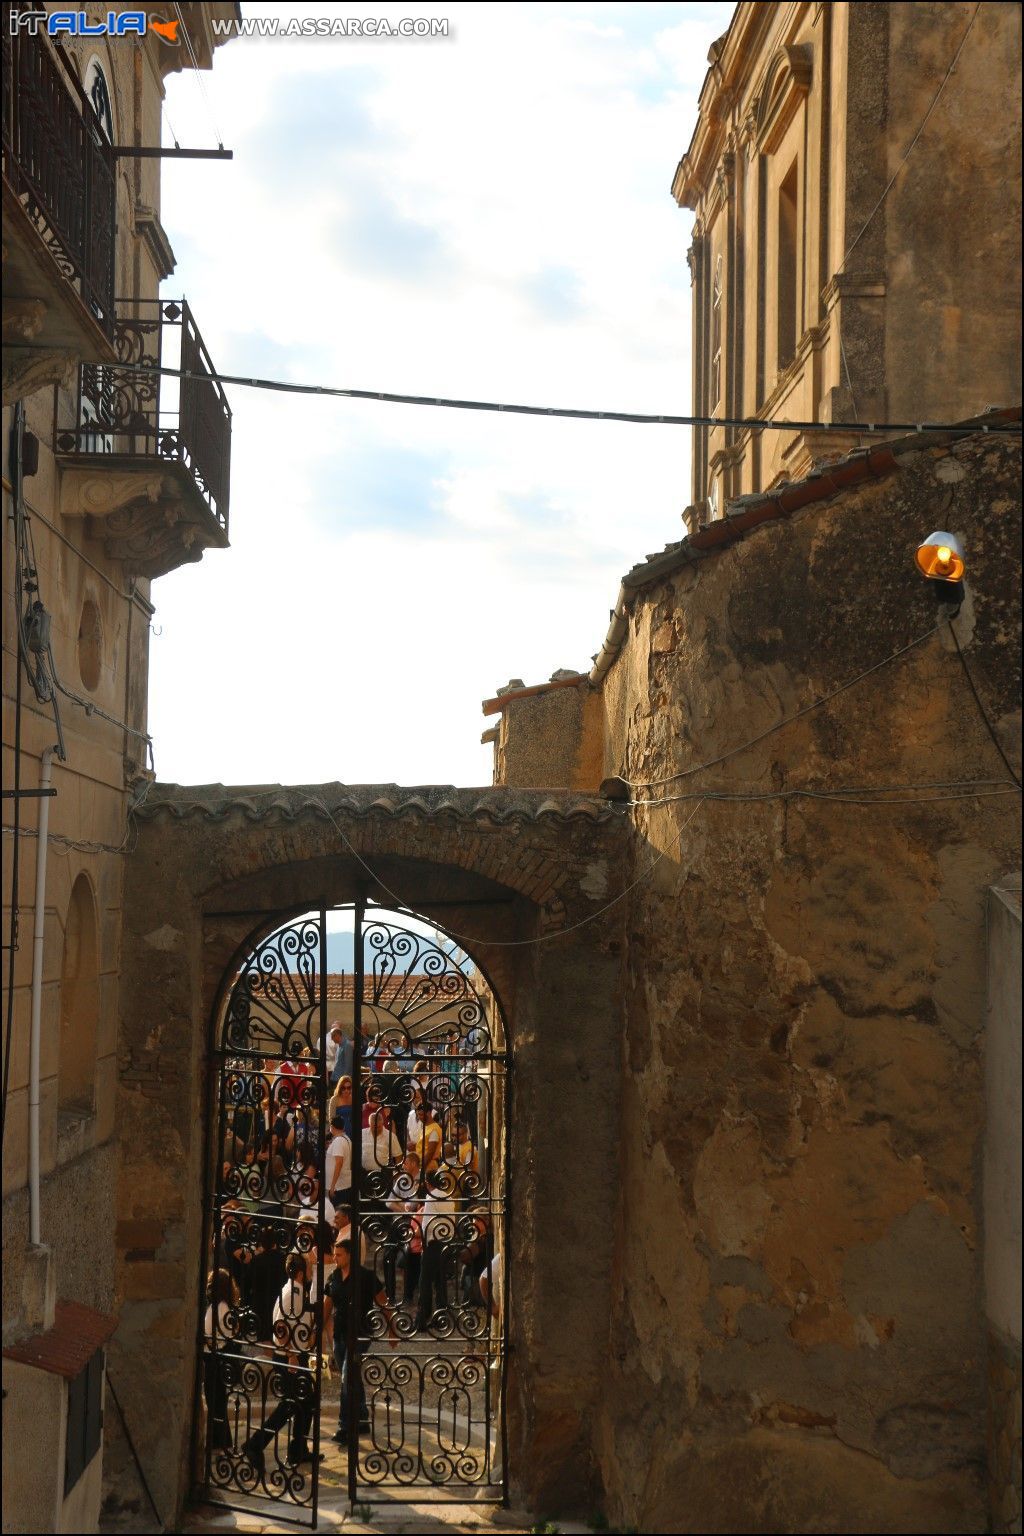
326, 931, 355, 973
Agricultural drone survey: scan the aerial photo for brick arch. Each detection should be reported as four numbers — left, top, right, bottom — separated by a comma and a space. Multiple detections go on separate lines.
140, 782, 626, 930
197, 811, 567, 923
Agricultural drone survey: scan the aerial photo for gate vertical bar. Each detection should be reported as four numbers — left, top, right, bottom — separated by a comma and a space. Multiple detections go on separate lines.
312, 903, 328, 1528
346, 891, 366, 1506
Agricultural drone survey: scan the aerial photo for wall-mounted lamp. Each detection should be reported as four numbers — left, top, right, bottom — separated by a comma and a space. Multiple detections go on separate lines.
915, 531, 965, 582
915, 530, 965, 610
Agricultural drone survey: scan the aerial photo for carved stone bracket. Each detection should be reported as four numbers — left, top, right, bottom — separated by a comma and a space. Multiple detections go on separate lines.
3, 297, 47, 342
95, 498, 212, 579
59, 466, 169, 518
56, 458, 228, 579
2, 344, 77, 406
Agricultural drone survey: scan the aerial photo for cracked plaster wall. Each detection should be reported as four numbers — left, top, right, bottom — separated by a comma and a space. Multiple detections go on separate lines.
593, 434, 1021, 1532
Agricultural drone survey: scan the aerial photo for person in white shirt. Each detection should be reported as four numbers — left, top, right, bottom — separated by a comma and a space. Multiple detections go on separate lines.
243, 1252, 321, 1472
479, 1249, 501, 1318
325, 1024, 344, 1076
204, 1268, 239, 1451
325, 1108, 352, 1208
362, 1107, 402, 1174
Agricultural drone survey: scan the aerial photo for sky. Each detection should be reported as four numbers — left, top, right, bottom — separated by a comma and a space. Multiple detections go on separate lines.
150, 0, 735, 788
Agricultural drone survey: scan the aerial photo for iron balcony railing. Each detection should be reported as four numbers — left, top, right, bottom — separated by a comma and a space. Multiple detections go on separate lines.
1, 17, 116, 337
56, 299, 232, 533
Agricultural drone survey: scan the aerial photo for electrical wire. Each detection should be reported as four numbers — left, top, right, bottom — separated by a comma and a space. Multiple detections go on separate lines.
1, 775, 154, 859
621, 623, 943, 791
630, 781, 1020, 809
948, 617, 1022, 789
299, 793, 706, 948
162, 98, 182, 151
173, 1, 225, 148
2, 415, 26, 1144
14, 504, 155, 763
50, 672, 155, 760
1, 639, 22, 1144
120, 361, 1022, 437
193, 611, 1017, 946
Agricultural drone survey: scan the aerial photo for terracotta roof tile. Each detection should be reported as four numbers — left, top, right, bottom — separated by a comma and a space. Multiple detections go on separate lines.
261, 973, 443, 1006
3, 1301, 117, 1380
136, 783, 622, 824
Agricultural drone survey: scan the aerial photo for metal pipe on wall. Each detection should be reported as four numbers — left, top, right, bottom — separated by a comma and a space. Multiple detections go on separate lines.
29, 746, 55, 1247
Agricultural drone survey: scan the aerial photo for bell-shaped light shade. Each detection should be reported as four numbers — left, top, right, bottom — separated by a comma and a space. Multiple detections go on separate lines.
915, 531, 965, 582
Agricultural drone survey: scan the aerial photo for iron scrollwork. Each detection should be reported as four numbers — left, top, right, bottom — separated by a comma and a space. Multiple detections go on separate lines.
199, 906, 507, 1520
55, 299, 232, 531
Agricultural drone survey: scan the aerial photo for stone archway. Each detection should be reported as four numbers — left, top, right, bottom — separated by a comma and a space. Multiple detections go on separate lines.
111, 783, 628, 1528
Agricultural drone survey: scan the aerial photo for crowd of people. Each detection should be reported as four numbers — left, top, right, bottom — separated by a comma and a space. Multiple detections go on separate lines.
203, 1025, 502, 1475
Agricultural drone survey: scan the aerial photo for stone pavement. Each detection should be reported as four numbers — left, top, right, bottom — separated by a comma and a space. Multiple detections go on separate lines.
187, 1493, 594, 1535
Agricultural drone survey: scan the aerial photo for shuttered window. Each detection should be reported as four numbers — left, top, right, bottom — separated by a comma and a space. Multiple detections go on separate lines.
64, 1349, 104, 1497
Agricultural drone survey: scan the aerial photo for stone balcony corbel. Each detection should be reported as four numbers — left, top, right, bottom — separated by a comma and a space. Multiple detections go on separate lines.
57, 459, 229, 579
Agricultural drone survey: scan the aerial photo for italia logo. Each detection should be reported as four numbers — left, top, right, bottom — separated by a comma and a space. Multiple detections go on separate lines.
7, 10, 181, 43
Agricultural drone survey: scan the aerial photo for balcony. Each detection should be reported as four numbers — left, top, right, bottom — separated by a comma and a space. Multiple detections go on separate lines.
55, 300, 232, 579
1, 20, 117, 403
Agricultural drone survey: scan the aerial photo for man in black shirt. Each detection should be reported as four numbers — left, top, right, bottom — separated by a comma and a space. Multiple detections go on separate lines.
323, 1238, 395, 1442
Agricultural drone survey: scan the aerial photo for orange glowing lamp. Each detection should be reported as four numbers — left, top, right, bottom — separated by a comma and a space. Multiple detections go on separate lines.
915, 531, 965, 582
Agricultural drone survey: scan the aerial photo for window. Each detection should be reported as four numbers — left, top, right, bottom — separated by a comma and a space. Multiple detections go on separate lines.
710, 255, 723, 407
777, 160, 799, 371
84, 58, 114, 143
64, 1350, 104, 1497
59, 875, 100, 1116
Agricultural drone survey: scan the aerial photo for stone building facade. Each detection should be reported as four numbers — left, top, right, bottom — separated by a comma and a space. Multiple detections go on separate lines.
3, 4, 1020, 1535
1, 7, 235, 1531
674, 1, 1022, 525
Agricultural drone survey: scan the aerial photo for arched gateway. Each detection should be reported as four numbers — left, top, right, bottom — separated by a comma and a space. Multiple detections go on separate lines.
113, 784, 627, 1529
200, 901, 509, 1521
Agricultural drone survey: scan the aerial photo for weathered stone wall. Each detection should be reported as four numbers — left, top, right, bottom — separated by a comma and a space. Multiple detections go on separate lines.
883, 2, 1023, 425
495, 684, 604, 790
985, 886, 1023, 1534
2, 1144, 118, 1335
594, 432, 1021, 1532
112, 787, 629, 1524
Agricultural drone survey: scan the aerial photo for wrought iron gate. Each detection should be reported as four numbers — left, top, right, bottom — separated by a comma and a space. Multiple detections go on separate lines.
196, 901, 509, 1525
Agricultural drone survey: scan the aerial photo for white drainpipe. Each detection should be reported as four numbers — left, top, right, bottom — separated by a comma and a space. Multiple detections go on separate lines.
29, 746, 54, 1247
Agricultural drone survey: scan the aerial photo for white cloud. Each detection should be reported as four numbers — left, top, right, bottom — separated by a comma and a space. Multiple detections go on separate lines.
149, 0, 734, 788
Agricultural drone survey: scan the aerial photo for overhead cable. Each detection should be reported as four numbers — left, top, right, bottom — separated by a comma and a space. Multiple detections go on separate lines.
839, 4, 982, 273
173, 1, 225, 148
630, 781, 1021, 809
125, 362, 1022, 437
948, 617, 1022, 789
621, 624, 944, 791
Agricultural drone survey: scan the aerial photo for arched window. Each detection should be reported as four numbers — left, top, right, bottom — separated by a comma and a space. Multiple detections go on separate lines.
84, 57, 114, 143
59, 875, 100, 1116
